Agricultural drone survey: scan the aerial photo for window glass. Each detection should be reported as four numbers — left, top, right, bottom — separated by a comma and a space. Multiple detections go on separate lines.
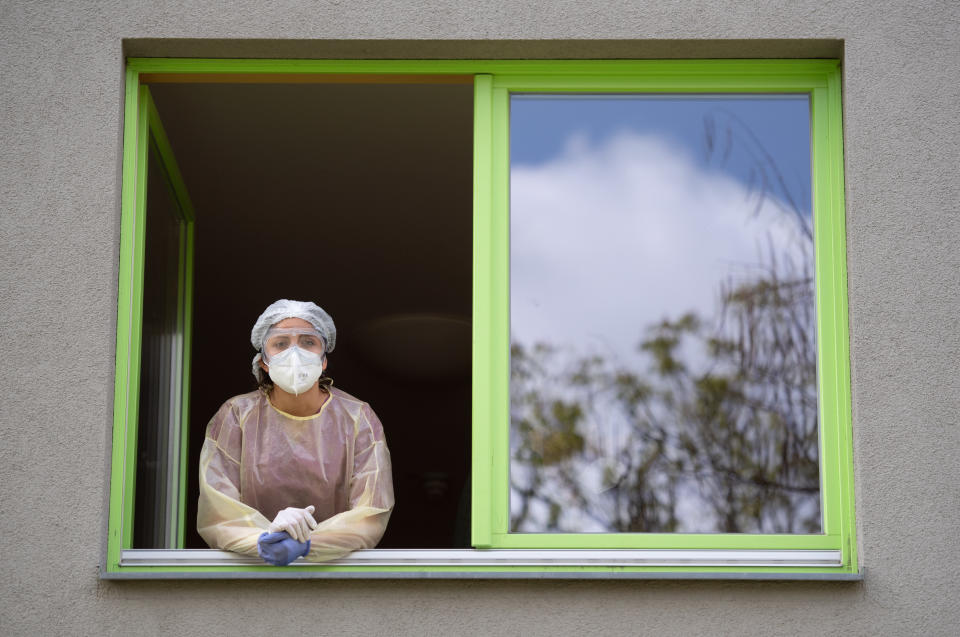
509, 95, 820, 534
134, 138, 189, 548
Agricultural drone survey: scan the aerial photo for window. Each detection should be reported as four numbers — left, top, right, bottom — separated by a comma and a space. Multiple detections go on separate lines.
107, 59, 855, 579
111, 85, 195, 555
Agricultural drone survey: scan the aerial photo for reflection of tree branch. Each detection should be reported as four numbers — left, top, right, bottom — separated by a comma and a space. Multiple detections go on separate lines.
694, 468, 820, 495
510, 478, 614, 532
704, 109, 812, 242
511, 111, 820, 534
510, 263, 820, 532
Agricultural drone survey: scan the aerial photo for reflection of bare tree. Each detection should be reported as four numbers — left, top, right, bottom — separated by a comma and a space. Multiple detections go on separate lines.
704, 109, 812, 241
510, 113, 820, 534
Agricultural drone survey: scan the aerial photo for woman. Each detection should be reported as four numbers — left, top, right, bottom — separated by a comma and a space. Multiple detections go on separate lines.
197, 299, 394, 565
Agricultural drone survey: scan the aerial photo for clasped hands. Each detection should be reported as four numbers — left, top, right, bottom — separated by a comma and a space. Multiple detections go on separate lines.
257, 505, 318, 566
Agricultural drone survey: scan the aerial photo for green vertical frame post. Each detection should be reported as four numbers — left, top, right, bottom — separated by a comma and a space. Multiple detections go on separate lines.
819, 65, 857, 571
108, 74, 150, 568
178, 215, 195, 549
471, 74, 494, 548
487, 83, 512, 540
808, 62, 856, 571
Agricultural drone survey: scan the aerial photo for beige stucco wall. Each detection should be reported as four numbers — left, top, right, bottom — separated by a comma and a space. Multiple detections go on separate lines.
2, 1, 959, 635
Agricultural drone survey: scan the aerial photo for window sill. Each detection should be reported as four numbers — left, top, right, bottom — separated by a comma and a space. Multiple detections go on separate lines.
102, 548, 860, 580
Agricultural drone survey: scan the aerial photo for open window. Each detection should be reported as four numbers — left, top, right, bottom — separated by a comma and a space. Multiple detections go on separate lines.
119, 88, 196, 551
107, 60, 855, 579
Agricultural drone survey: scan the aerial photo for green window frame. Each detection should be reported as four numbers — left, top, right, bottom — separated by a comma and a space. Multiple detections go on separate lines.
110, 78, 195, 564
106, 58, 855, 580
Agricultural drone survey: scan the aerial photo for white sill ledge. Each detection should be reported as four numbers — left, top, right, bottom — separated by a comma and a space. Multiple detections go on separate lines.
120, 548, 842, 568
106, 548, 861, 580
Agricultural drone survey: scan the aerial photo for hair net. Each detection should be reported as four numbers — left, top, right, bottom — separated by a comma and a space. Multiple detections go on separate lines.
251, 299, 336, 381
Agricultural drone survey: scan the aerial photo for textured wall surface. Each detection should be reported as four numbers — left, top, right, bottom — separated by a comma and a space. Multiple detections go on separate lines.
2, 1, 959, 635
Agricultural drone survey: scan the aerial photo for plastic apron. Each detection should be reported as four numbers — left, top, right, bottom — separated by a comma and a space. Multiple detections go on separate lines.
198, 388, 394, 561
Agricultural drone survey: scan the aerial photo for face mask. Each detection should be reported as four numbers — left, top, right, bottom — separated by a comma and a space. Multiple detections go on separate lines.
265, 346, 325, 396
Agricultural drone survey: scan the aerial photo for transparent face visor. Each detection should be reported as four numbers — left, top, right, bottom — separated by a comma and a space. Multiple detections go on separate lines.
261, 327, 327, 364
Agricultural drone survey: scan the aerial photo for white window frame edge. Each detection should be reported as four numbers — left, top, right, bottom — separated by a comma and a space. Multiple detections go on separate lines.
110, 549, 857, 581
122, 548, 841, 567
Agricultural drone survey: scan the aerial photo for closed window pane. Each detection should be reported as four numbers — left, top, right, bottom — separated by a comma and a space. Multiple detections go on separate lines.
509, 95, 820, 534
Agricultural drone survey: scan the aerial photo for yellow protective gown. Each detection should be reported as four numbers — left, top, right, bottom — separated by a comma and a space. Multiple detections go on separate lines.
197, 387, 394, 561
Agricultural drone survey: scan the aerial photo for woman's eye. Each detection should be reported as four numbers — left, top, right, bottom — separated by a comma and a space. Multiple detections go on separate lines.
302, 338, 316, 346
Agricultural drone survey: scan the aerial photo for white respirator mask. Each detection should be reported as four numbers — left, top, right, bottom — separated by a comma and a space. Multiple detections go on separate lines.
265, 346, 325, 396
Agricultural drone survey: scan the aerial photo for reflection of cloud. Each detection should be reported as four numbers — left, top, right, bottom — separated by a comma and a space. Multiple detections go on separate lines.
510, 130, 810, 368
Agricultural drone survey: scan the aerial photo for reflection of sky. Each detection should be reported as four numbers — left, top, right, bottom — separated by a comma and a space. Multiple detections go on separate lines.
509, 96, 816, 532
512, 95, 811, 216
509, 95, 813, 369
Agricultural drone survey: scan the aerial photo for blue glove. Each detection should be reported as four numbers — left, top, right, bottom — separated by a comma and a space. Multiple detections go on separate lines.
257, 531, 311, 566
